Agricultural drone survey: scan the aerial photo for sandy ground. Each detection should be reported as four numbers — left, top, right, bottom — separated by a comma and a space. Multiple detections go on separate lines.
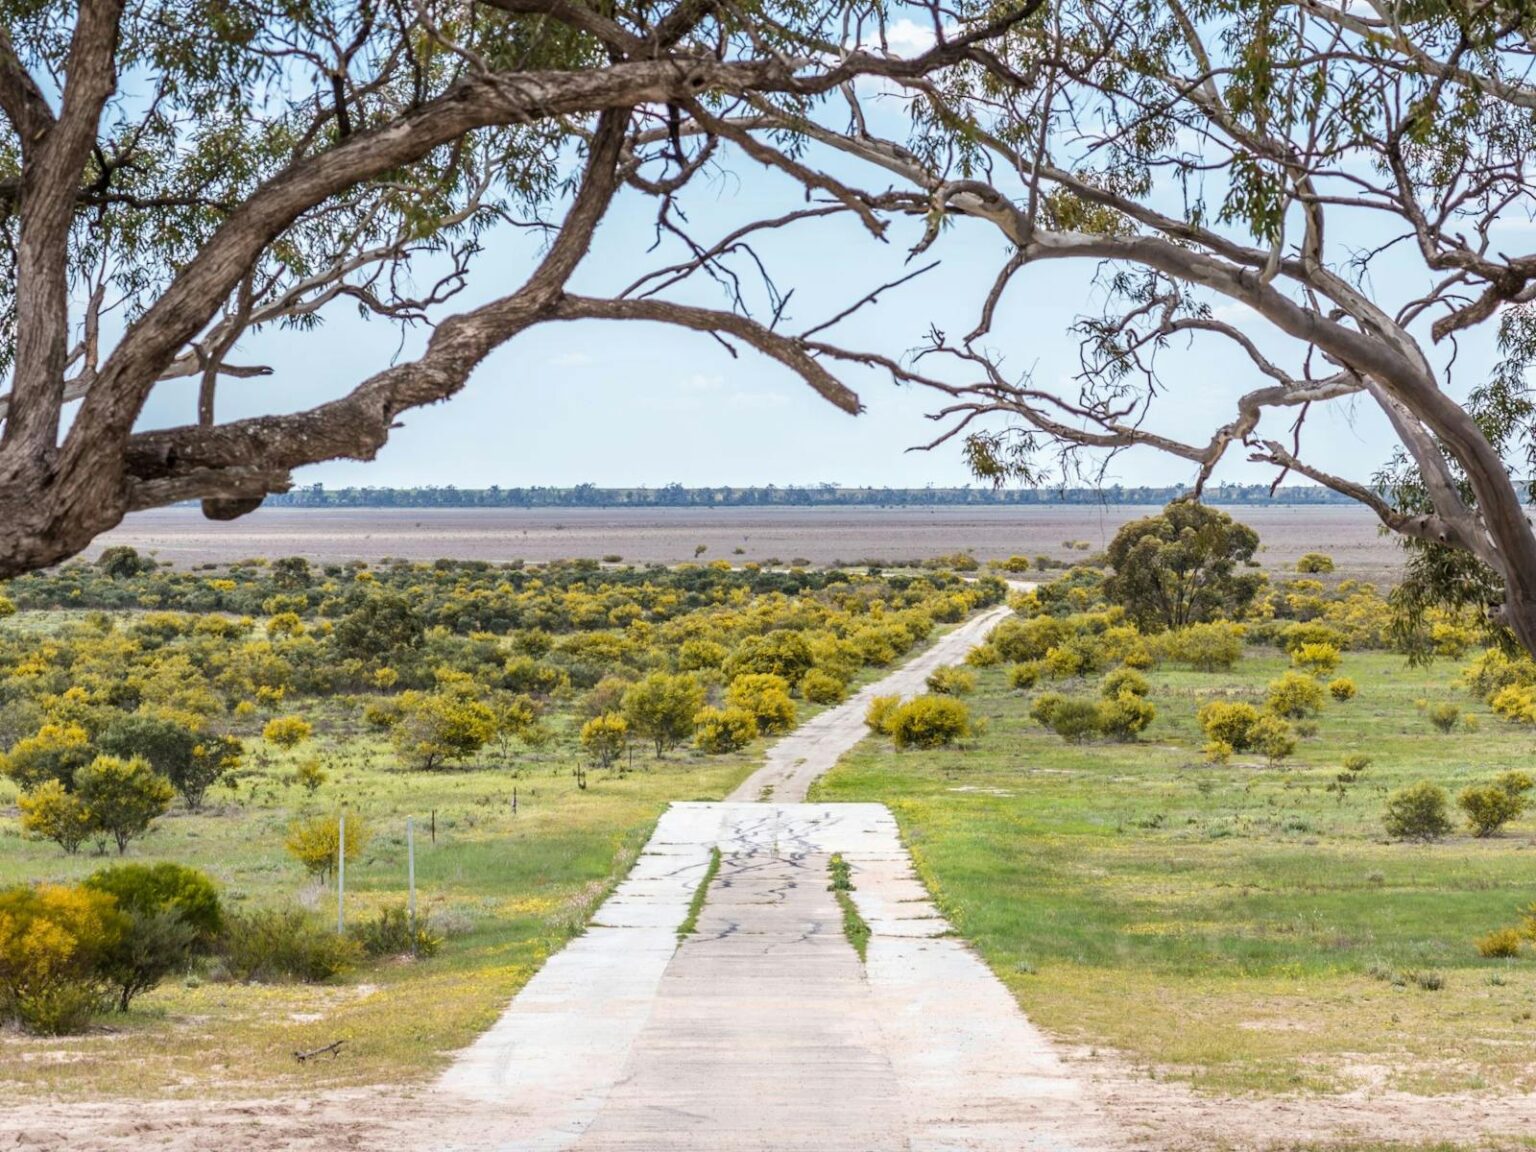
89, 504, 1405, 580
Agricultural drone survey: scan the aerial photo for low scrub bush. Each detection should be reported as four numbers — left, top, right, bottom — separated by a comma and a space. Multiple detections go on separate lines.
1296, 552, 1335, 573
1043, 698, 1104, 743
964, 643, 1001, 668
1101, 667, 1150, 699
1197, 701, 1263, 751
0, 884, 124, 1034
1292, 642, 1341, 678
864, 694, 901, 734
887, 695, 971, 750
925, 665, 976, 696
220, 908, 361, 983
1162, 622, 1245, 671
1488, 684, 1536, 724
1328, 677, 1357, 702
1427, 702, 1462, 733
692, 706, 758, 754
1008, 662, 1042, 690
1098, 693, 1156, 741
1249, 714, 1297, 765
1383, 781, 1453, 841
726, 674, 797, 735
1457, 772, 1533, 837
350, 904, 441, 959
1476, 928, 1523, 959
1267, 671, 1325, 719
799, 669, 846, 705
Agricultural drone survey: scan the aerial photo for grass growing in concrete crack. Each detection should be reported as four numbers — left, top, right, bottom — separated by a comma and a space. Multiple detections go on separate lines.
677, 846, 722, 942
828, 853, 871, 961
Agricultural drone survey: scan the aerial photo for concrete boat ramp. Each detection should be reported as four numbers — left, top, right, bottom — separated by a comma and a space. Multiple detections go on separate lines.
438, 603, 1115, 1149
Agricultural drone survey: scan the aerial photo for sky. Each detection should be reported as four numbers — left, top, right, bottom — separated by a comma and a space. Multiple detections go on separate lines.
128, 25, 1512, 494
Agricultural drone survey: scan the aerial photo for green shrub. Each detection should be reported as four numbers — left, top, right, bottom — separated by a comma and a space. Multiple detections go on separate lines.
799, 669, 846, 705
887, 695, 972, 750
220, 908, 360, 983
964, 643, 1001, 668
1427, 702, 1461, 733
83, 863, 222, 944
925, 665, 977, 695
1098, 693, 1155, 741
0, 723, 94, 791
1476, 929, 1523, 959
1267, 671, 1325, 719
1203, 740, 1234, 764
350, 904, 441, 959
74, 755, 176, 854
1341, 754, 1372, 775
864, 695, 901, 734
1101, 667, 1150, 699
1292, 642, 1341, 678
1329, 677, 1357, 702
1046, 698, 1104, 743
1197, 700, 1263, 750
1383, 781, 1453, 841
0, 884, 125, 1033
1249, 714, 1297, 765
726, 673, 797, 735
1296, 552, 1335, 573
692, 706, 758, 754
1008, 662, 1042, 690
1162, 622, 1245, 671
1029, 692, 1067, 727
1043, 637, 1103, 679
1280, 621, 1346, 654
1457, 772, 1532, 837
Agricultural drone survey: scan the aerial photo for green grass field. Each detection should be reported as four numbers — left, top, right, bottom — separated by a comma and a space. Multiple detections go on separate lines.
813, 649, 1536, 1096
0, 716, 758, 1098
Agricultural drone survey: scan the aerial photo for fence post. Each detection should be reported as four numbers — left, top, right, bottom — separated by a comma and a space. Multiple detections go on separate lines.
407, 815, 416, 935
336, 811, 346, 935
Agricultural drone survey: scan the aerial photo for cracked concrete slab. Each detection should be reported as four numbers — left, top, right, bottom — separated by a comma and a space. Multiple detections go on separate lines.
440, 805, 1116, 1150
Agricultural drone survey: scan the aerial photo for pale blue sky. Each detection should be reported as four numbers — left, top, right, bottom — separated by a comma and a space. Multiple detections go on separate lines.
133, 88, 1508, 492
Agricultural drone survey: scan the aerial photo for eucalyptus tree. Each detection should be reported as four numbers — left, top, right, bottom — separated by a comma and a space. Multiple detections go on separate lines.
669, 2, 1536, 655
0, 0, 1034, 575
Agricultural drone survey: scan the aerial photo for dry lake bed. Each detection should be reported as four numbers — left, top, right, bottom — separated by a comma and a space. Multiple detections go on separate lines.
91, 504, 1402, 579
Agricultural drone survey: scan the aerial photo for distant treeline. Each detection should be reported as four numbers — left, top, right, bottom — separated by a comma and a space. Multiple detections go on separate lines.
261, 483, 1359, 509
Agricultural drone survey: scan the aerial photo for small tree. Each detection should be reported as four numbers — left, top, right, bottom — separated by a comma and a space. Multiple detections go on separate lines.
1103, 503, 1262, 632
1384, 782, 1454, 842
18, 781, 92, 855
98, 714, 239, 811
580, 713, 629, 768
285, 813, 371, 884
888, 696, 972, 749
1249, 715, 1297, 767
622, 673, 706, 756
390, 691, 497, 771
293, 758, 327, 795
74, 756, 175, 855
262, 716, 313, 751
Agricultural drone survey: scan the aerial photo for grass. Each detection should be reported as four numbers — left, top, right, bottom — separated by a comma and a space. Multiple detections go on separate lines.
677, 846, 722, 941
0, 711, 760, 1099
811, 648, 1536, 1097
827, 852, 870, 961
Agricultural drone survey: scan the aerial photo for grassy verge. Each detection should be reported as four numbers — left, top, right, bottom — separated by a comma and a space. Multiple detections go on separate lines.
812, 649, 1536, 1096
677, 846, 722, 941
828, 852, 870, 961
